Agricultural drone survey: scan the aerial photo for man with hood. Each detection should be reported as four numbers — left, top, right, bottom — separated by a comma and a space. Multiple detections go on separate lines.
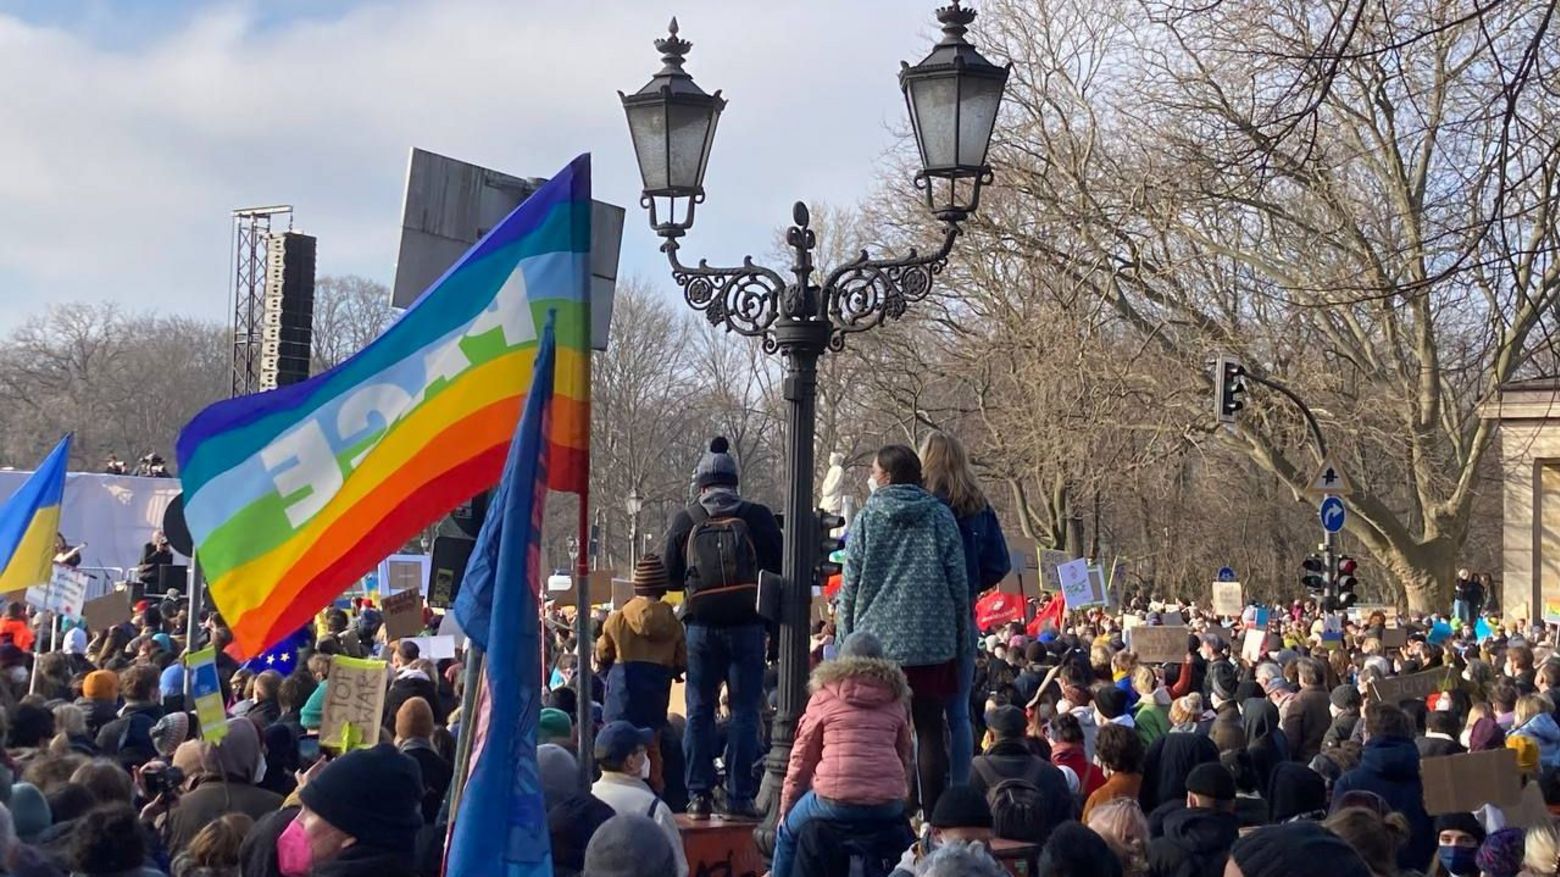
595, 554, 687, 795
165, 717, 285, 853
662, 437, 782, 820
1147, 762, 1240, 877
1330, 702, 1434, 870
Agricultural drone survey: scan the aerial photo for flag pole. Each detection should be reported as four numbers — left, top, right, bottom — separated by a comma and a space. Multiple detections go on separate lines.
444, 644, 485, 821
574, 350, 594, 791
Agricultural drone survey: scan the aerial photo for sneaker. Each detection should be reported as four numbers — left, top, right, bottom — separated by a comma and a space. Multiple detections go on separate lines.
720, 798, 762, 820
687, 794, 713, 820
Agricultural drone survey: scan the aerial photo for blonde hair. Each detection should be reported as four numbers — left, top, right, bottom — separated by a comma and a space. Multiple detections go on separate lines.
1170, 693, 1204, 727
1088, 798, 1150, 877
918, 431, 987, 518
1131, 665, 1157, 697
1525, 823, 1560, 877
1517, 694, 1552, 729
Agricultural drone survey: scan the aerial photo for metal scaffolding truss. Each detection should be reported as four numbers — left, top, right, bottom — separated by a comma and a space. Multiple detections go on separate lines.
230, 205, 293, 397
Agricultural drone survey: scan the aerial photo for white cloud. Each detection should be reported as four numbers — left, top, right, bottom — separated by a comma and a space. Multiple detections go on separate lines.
0, 0, 944, 330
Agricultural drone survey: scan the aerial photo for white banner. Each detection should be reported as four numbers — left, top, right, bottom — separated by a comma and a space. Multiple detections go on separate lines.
0, 472, 186, 590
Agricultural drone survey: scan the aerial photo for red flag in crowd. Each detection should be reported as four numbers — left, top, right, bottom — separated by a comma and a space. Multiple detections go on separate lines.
1027, 592, 1067, 637
976, 590, 1025, 631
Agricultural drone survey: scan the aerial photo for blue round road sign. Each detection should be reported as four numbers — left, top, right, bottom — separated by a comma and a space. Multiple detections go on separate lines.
1217, 567, 1236, 583
1319, 496, 1346, 533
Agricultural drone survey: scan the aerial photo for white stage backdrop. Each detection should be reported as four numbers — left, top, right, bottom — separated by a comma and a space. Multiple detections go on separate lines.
0, 472, 188, 593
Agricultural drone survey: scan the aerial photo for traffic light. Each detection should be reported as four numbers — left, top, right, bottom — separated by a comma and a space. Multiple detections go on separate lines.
816, 510, 846, 579
1334, 556, 1359, 610
1215, 354, 1246, 424
1301, 555, 1326, 596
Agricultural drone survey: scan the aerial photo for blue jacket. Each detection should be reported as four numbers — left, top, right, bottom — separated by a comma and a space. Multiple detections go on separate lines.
945, 502, 1011, 598
1512, 711, 1560, 769
838, 484, 970, 667
1331, 736, 1433, 871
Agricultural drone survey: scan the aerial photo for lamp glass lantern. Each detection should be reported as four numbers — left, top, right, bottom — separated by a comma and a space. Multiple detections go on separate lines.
899, 1, 1010, 220
625, 489, 644, 518
619, 18, 726, 234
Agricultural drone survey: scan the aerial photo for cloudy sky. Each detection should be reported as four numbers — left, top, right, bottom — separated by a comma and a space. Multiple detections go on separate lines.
0, 0, 934, 332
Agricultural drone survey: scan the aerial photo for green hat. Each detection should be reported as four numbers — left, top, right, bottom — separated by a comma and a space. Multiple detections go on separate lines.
540, 707, 573, 743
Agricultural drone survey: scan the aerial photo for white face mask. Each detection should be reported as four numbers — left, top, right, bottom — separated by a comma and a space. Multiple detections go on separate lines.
8, 667, 26, 685
637, 756, 651, 780
867, 474, 881, 494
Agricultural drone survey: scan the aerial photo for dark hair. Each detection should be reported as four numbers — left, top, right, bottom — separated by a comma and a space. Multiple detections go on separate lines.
1510, 646, 1535, 671
397, 640, 421, 662
1049, 712, 1085, 744
70, 804, 147, 874
874, 444, 923, 486
1095, 723, 1145, 773
279, 674, 317, 712
120, 665, 160, 703
47, 782, 97, 823
1426, 709, 1460, 737
1491, 682, 1518, 712
71, 760, 133, 805
9, 703, 54, 748
1365, 702, 1414, 740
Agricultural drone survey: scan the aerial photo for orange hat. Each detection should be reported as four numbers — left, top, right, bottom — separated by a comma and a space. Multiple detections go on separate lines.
83, 670, 119, 701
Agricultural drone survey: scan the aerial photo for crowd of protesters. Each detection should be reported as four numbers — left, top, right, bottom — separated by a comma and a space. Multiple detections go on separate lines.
0, 430, 1556, 877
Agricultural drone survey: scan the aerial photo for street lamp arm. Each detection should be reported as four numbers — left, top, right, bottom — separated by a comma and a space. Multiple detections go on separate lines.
662, 237, 789, 346
821, 221, 960, 352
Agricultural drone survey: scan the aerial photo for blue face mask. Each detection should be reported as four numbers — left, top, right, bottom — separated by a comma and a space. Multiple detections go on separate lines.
1438, 845, 1478, 877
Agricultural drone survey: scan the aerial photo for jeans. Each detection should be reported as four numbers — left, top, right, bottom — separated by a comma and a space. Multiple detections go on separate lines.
684, 621, 765, 802
771, 791, 905, 877
946, 644, 975, 786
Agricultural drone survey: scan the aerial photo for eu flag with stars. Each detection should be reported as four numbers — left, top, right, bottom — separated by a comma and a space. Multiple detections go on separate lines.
242, 627, 308, 674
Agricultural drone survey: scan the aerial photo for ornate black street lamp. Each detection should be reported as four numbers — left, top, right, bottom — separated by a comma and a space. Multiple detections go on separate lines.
621, 1, 1007, 850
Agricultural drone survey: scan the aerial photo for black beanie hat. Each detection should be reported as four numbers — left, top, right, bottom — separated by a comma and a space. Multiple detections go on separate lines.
1208, 662, 1238, 702
1186, 762, 1237, 801
1266, 762, 1327, 821
1330, 684, 1361, 710
1094, 686, 1128, 720
1232, 822, 1371, 877
1435, 812, 1487, 844
299, 743, 424, 852
929, 784, 992, 829
1038, 822, 1123, 877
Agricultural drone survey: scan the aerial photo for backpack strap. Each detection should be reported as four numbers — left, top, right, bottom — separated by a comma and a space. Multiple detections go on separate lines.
646, 797, 662, 820
687, 504, 710, 525
971, 757, 1000, 792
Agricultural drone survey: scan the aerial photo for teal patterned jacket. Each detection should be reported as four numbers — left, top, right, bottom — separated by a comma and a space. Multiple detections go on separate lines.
837, 483, 970, 667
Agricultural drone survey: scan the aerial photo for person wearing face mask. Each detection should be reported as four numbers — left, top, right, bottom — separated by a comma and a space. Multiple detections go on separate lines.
1324, 684, 1363, 749
1427, 813, 1485, 877
240, 742, 425, 877
164, 717, 284, 853
588, 721, 688, 877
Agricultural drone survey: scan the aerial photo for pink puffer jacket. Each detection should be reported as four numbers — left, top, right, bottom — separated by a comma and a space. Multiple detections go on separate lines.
779, 654, 914, 819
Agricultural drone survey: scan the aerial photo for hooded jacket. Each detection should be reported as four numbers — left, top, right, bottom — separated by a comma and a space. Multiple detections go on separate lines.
661, 490, 783, 627
596, 596, 687, 728
1139, 732, 1220, 813
1510, 712, 1560, 770
1331, 735, 1434, 871
837, 484, 970, 668
1241, 698, 1290, 794
165, 718, 284, 853
1050, 739, 1106, 800
1146, 806, 1240, 877
780, 654, 913, 819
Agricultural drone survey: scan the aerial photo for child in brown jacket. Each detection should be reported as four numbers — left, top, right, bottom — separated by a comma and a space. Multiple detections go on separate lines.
595, 554, 687, 793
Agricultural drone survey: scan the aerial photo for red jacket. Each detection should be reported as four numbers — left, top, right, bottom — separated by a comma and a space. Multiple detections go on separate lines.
780, 655, 913, 819
0, 618, 34, 652
1051, 740, 1105, 800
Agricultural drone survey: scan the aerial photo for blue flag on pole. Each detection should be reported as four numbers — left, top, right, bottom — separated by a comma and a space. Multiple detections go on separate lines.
447, 316, 558, 877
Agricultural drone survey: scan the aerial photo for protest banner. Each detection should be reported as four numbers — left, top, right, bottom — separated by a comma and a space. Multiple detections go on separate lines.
381, 588, 424, 640
1057, 559, 1093, 608
1211, 582, 1243, 617
1421, 750, 1522, 815
184, 647, 228, 744
1369, 668, 1456, 704
320, 655, 388, 752
998, 536, 1042, 595
1040, 550, 1069, 592
404, 635, 458, 661
26, 565, 89, 621
1129, 626, 1190, 664
81, 590, 131, 632
1161, 611, 1185, 626
1241, 629, 1270, 663
1380, 626, 1409, 648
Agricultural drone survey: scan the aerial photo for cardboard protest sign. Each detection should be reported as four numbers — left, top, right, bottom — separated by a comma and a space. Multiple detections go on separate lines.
184, 647, 227, 744
320, 656, 388, 752
1040, 550, 1069, 592
1241, 629, 1271, 663
1211, 582, 1243, 617
1380, 626, 1409, 648
1503, 781, 1551, 828
403, 635, 458, 660
1369, 669, 1455, 704
998, 537, 1043, 595
1085, 565, 1110, 608
545, 570, 615, 605
1421, 750, 1522, 815
1129, 626, 1190, 664
381, 588, 424, 640
81, 590, 132, 632
611, 577, 634, 610
26, 565, 89, 621
1161, 611, 1185, 626
1057, 559, 1092, 608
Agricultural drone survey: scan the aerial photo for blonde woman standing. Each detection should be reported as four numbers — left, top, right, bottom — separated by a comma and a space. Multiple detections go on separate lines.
920, 430, 1012, 787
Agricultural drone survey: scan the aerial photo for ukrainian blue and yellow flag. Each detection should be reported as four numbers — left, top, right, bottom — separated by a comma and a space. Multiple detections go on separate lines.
0, 435, 71, 594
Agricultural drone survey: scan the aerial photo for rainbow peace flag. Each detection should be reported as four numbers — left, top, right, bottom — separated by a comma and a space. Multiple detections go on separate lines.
0, 435, 71, 594
176, 155, 593, 658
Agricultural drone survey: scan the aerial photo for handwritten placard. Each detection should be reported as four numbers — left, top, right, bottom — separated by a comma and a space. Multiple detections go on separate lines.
1129, 626, 1190, 664
81, 590, 132, 632
320, 655, 387, 752
381, 588, 424, 640
1369, 668, 1455, 704
1211, 582, 1243, 617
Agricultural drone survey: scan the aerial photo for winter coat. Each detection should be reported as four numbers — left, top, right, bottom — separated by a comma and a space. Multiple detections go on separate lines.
837, 484, 970, 668
1050, 740, 1105, 800
1084, 771, 1143, 823
1416, 734, 1466, 760
596, 596, 687, 728
96, 702, 163, 768
1136, 701, 1171, 748
1146, 807, 1240, 877
1139, 732, 1220, 813
591, 774, 688, 877
1283, 686, 1332, 762
74, 697, 119, 737
166, 781, 285, 854
1241, 698, 1289, 794
945, 502, 1011, 598
780, 654, 913, 818
661, 491, 783, 628
1511, 712, 1560, 769
1322, 709, 1359, 750
384, 671, 444, 732
1331, 736, 1434, 871
398, 739, 452, 826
